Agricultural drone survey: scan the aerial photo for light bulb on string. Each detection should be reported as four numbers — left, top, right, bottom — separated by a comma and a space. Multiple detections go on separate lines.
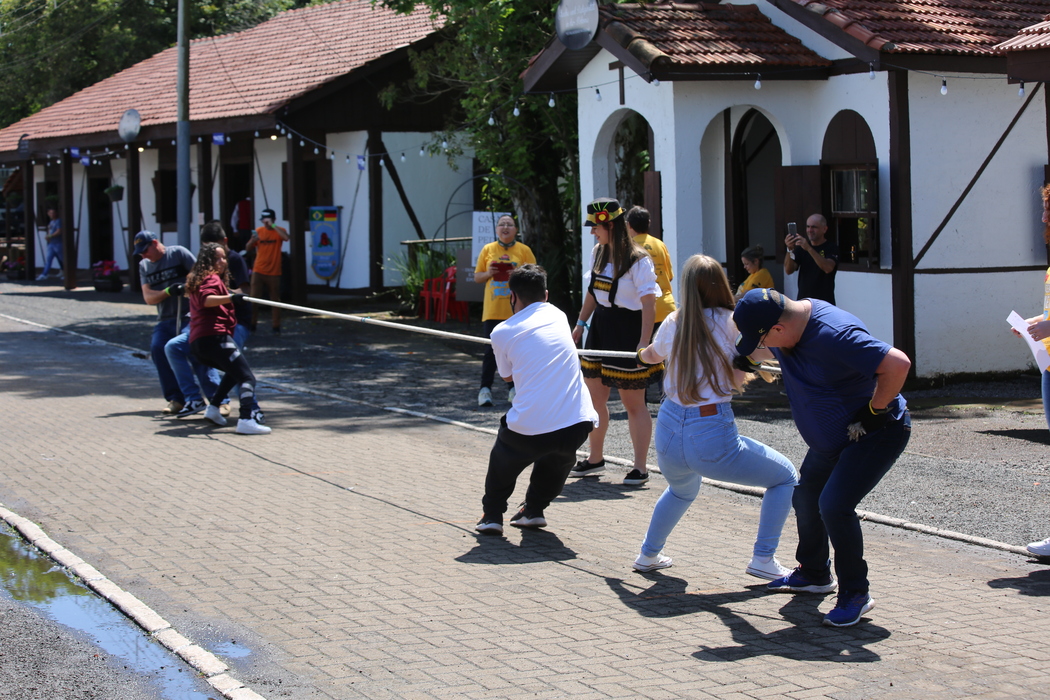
346, 155, 351, 163
379, 157, 384, 167
314, 147, 319, 154
1019, 81, 1026, 98
419, 147, 425, 157
548, 93, 555, 108
171, 139, 176, 146
270, 134, 277, 141
869, 63, 875, 80
299, 140, 305, 147
754, 74, 762, 90
488, 113, 495, 126
513, 104, 520, 117
653, 79, 660, 87
254, 131, 259, 138
329, 151, 335, 160
595, 88, 602, 102
400, 152, 406, 162
145, 141, 150, 147
940, 78, 947, 95
442, 139, 448, 149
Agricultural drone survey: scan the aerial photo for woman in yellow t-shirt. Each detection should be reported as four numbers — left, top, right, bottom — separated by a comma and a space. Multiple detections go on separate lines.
735, 245, 774, 301
473, 214, 535, 407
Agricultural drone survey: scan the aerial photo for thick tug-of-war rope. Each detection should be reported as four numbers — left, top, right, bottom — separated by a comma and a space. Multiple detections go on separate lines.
242, 295, 781, 373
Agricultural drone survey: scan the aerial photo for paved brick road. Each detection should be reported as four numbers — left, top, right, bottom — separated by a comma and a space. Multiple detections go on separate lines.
2, 310, 1050, 699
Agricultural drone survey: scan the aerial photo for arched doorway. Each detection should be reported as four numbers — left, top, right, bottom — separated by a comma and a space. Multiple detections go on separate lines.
729, 109, 782, 289
594, 109, 662, 238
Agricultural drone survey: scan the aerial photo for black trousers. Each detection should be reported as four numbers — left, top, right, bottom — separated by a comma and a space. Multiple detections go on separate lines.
480, 319, 513, 389
190, 334, 259, 420
482, 417, 594, 517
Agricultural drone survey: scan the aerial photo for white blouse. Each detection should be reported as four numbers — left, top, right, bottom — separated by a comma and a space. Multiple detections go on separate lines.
585, 247, 659, 310
652, 308, 738, 407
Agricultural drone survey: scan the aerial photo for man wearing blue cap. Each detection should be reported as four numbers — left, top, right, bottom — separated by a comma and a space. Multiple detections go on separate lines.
733, 288, 911, 628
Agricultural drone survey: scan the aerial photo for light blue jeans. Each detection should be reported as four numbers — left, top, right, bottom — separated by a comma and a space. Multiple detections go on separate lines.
41, 241, 62, 276
641, 400, 799, 559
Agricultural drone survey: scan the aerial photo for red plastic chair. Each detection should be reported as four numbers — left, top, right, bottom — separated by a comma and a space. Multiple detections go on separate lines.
418, 276, 443, 320
436, 266, 468, 323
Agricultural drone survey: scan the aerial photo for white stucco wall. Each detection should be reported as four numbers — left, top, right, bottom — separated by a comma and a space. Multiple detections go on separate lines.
908, 72, 1047, 374
324, 131, 370, 289
379, 132, 474, 288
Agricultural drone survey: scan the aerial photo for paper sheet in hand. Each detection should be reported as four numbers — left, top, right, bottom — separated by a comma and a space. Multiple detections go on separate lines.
1008, 311, 1050, 372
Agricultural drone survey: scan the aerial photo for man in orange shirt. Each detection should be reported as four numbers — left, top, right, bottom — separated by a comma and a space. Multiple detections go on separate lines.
246, 208, 289, 335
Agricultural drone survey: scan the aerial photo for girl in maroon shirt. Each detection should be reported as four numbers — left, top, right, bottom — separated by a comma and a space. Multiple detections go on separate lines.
187, 243, 270, 434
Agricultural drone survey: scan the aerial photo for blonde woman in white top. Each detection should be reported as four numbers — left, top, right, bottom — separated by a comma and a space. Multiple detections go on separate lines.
631, 254, 798, 579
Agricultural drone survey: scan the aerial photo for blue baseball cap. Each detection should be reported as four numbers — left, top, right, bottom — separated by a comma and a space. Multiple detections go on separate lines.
132, 231, 158, 256
733, 287, 787, 356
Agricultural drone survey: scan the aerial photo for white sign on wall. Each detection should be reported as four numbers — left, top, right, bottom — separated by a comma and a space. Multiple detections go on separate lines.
471, 211, 511, 267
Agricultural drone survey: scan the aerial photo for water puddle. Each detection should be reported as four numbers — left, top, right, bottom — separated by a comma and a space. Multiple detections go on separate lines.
0, 525, 216, 699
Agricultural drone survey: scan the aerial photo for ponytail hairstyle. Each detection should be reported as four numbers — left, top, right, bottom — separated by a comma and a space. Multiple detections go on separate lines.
593, 215, 647, 281
186, 243, 230, 294
670, 255, 737, 404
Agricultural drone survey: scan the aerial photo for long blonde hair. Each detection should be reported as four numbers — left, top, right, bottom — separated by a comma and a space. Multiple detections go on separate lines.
670, 255, 737, 404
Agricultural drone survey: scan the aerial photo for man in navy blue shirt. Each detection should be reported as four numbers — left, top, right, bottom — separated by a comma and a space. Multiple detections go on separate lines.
734, 288, 911, 628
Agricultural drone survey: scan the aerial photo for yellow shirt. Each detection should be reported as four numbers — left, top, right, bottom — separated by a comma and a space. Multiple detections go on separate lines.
475, 241, 536, 321
738, 267, 774, 296
632, 234, 675, 322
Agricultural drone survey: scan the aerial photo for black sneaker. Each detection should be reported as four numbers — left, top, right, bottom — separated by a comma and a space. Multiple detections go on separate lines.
568, 458, 605, 477
475, 515, 503, 535
509, 503, 546, 529
174, 399, 206, 418
622, 469, 649, 485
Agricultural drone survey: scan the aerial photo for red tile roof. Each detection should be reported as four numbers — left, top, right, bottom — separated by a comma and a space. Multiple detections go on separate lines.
995, 18, 1050, 51
0, 0, 440, 152
789, 0, 1050, 55
599, 3, 830, 70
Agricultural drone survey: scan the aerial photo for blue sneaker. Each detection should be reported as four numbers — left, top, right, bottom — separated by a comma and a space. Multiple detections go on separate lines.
823, 591, 874, 627
767, 567, 837, 593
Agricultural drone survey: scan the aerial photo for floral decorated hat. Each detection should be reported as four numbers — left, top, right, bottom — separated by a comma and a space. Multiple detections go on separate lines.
584, 197, 624, 227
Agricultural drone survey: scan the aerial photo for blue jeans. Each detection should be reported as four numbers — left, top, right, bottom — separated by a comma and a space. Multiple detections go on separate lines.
1041, 370, 1050, 432
641, 401, 799, 559
164, 328, 222, 404
793, 411, 911, 593
150, 318, 184, 403
41, 241, 62, 276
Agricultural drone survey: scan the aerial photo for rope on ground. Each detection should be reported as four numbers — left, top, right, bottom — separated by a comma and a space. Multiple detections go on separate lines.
243, 296, 783, 372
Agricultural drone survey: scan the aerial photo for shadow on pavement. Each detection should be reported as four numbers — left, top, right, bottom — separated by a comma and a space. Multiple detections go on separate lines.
976, 428, 1050, 445
559, 478, 637, 503
987, 568, 1050, 596
457, 528, 577, 565
606, 574, 887, 662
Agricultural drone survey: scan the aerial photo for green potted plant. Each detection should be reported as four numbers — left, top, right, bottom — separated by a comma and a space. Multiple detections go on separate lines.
104, 184, 124, 203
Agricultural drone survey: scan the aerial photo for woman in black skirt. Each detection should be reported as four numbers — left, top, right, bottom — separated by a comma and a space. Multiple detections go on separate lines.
570, 198, 662, 485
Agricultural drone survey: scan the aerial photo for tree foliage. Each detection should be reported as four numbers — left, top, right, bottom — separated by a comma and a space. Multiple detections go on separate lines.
377, 0, 581, 311
0, 0, 317, 129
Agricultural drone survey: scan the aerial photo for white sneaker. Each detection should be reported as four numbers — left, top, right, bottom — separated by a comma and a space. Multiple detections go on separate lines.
746, 554, 792, 580
236, 411, 271, 434
1027, 536, 1050, 557
478, 387, 493, 407
508, 387, 516, 403
633, 551, 672, 572
203, 404, 227, 426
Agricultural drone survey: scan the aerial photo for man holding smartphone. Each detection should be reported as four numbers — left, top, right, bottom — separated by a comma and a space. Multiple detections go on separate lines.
785, 214, 838, 304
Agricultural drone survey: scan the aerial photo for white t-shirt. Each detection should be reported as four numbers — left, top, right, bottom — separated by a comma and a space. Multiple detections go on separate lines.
652, 308, 737, 407
492, 302, 599, 436
584, 247, 659, 310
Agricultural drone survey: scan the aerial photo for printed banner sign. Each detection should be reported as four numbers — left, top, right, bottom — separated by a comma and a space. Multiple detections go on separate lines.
309, 206, 341, 280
